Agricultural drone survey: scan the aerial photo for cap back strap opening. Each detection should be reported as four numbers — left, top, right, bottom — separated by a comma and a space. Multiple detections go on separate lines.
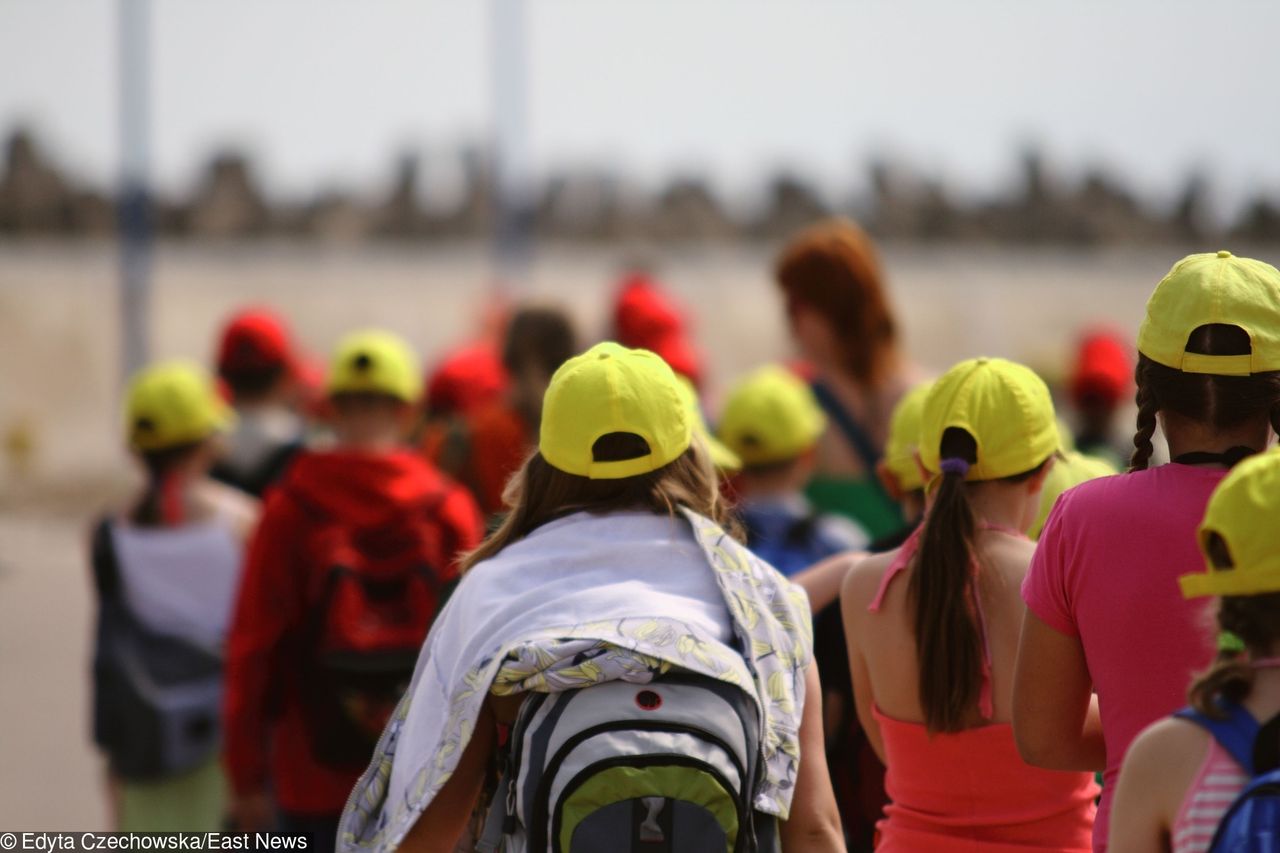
591, 431, 653, 463
1181, 323, 1254, 375
1203, 530, 1236, 571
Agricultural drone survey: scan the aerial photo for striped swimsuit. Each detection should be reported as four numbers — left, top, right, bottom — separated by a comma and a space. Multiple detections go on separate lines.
1171, 738, 1249, 853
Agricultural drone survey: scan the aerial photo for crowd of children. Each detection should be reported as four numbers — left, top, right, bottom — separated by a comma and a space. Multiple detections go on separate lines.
88, 220, 1280, 853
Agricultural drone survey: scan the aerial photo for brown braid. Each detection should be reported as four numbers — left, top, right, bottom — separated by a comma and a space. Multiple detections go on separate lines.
1129, 363, 1159, 472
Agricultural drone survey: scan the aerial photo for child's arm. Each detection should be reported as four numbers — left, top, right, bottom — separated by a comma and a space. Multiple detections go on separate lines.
778, 662, 845, 852
1012, 610, 1105, 771
792, 551, 864, 613
398, 700, 498, 853
1014, 502, 1106, 772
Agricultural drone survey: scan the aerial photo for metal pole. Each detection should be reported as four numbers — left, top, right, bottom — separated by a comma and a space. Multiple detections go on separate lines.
118, 0, 152, 382
490, 0, 532, 291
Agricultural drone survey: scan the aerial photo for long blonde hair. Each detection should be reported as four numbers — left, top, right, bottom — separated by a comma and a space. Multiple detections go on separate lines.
461, 432, 739, 572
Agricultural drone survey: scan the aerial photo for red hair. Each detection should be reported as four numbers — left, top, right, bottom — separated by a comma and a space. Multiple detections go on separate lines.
775, 218, 898, 386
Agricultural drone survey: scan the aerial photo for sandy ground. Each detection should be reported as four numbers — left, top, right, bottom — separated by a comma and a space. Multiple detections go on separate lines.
0, 239, 1219, 827
0, 508, 112, 828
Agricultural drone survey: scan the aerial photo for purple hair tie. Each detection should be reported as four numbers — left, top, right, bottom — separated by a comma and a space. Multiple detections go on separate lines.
940, 457, 971, 477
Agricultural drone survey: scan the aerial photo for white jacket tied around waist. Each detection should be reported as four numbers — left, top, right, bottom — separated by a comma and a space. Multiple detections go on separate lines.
338, 508, 813, 852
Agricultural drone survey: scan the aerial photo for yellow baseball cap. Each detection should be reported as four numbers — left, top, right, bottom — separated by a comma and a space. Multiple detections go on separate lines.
882, 380, 933, 492
920, 357, 1058, 482
716, 365, 826, 467
327, 329, 421, 403
540, 342, 692, 479
1180, 449, 1280, 598
125, 361, 235, 451
675, 377, 741, 473
1030, 450, 1116, 539
1137, 250, 1280, 376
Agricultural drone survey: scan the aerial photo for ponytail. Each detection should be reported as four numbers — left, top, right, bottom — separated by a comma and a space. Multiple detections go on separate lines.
912, 427, 1052, 732
1188, 646, 1255, 719
1187, 592, 1280, 718
911, 428, 982, 734
130, 442, 202, 527
131, 475, 165, 527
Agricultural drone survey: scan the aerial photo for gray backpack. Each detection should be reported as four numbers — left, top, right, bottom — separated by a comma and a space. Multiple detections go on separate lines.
90, 519, 224, 781
477, 673, 778, 853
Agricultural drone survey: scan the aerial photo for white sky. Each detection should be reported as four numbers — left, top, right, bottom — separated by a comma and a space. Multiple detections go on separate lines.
2, 0, 1279, 215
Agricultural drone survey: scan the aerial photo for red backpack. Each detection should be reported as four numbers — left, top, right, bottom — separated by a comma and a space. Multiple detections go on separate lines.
288, 487, 456, 771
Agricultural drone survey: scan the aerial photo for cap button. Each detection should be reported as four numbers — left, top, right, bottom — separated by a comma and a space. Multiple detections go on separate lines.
1217, 249, 1233, 259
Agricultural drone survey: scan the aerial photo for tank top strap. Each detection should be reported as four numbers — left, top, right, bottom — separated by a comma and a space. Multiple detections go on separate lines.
866, 520, 1015, 719
867, 526, 924, 613
970, 564, 996, 720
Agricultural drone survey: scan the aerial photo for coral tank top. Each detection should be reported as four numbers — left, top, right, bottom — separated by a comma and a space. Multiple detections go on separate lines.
869, 524, 1099, 851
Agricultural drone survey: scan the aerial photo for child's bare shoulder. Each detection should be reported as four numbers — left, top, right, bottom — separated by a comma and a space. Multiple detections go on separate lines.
1121, 712, 1208, 799
1133, 716, 1212, 754
841, 549, 897, 610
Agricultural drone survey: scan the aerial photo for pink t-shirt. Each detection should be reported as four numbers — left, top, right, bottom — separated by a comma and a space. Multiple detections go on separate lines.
1022, 463, 1223, 853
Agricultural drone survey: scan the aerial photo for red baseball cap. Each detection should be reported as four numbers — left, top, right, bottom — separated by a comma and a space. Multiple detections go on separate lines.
425, 342, 510, 417
217, 308, 294, 374
614, 273, 684, 345
1070, 330, 1133, 409
613, 273, 703, 386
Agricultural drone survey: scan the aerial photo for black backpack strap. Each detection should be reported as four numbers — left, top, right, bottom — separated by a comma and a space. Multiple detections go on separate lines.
210, 439, 304, 498
783, 512, 820, 549
90, 517, 122, 600
247, 440, 304, 496
810, 380, 881, 472
90, 516, 131, 756
1254, 713, 1280, 774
